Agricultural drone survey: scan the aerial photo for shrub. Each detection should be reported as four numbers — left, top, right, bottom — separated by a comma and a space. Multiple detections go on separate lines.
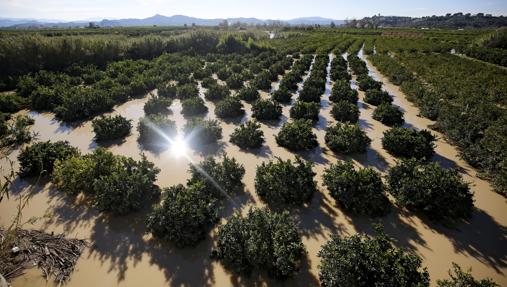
382, 127, 435, 160
201, 77, 216, 89
252, 99, 282, 121
437, 263, 499, 287
157, 83, 177, 98
146, 182, 219, 247
271, 87, 292, 103
181, 96, 208, 117
92, 151, 159, 215
143, 95, 172, 115
331, 101, 359, 123
216, 68, 231, 81
290, 101, 320, 122
205, 84, 230, 102
215, 96, 244, 118
212, 208, 305, 278
323, 162, 390, 216
18, 141, 79, 178
237, 85, 260, 102
325, 123, 370, 154
184, 118, 222, 144
229, 120, 264, 149
226, 74, 244, 90
330, 80, 358, 104
0, 94, 27, 113
372, 103, 404, 126
187, 154, 245, 197
318, 227, 430, 287
92, 115, 132, 141
387, 159, 474, 221
176, 83, 199, 99
358, 75, 382, 91
255, 157, 316, 206
137, 114, 176, 144
276, 119, 318, 151
52, 155, 95, 195
299, 86, 322, 103
252, 70, 272, 90
0, 114, 35, 147
364, 89, 393, 106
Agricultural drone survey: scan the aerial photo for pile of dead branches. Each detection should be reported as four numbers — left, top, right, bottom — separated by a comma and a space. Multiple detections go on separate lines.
0, 228, 87, 284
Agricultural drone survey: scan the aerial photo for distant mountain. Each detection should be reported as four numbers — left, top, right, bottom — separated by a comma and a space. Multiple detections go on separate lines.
0, 14, 344, 28
287, 17, 344, 25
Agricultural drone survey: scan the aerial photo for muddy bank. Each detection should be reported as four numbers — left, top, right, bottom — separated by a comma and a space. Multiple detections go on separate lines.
1, 51, 506, 286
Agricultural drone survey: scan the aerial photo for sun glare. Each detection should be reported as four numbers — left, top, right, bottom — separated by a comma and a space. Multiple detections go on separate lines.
171, 136, 188, 157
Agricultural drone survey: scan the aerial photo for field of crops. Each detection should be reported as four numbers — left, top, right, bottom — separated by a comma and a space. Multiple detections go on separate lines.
1, 26, 506, 286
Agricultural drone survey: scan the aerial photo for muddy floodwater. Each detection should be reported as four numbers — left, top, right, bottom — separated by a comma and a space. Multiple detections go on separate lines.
1, 50, 506, 286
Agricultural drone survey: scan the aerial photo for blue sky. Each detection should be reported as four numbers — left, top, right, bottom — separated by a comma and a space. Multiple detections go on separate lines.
1, 0, 506, 21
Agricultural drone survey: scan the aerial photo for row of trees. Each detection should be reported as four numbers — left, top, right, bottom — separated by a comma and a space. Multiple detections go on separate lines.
321, 158, 474, 222
371, 52, 507, 196
0, 31, 268, 90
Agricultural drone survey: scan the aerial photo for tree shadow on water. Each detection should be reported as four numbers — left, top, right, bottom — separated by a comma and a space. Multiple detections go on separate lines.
227, 251, 319, 287
346, 206, 429, 254
87, 202, 217, 286
424, 208, 507, 274
295, 190, 347, 241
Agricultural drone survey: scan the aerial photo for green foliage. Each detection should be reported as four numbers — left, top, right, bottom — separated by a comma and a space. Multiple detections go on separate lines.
205, 84, 230, 102
157, 83, 177, 98
53, 148, 160, 215
92, 115, 132, 141
318, 228, 430, 287
330, 80, 358, 104
229, 120, 264, 149
252, 99, 282, 121
348, 54, 368, 76
358, 75, 383, 91
237, 85, 260, 102
176, 83, 199, 99
143, 95, 172, 115
255, 157, 316, 206
0, 93, 28, 113
323, 161, 390, 216
52, 155, 95, 195
372, 103, 404, 126
270, 87, 291, 103
181, 96, 208, 117
331, 101, 359, 123
276, 119, 318, 151
437, 263, 499, 287
146, 182, 219, 247
364, 89, 393, 106
325, 123, 371, 154
252, 70, 272, 90
0, 114, 35, 147
18, 140, 79, 178
226, 73, 244, 90
212, 208, 306, 278
183, 118, 222, 144
330, 56, 351, 82
187, 154, 245, 198
387, 159, 474, 221
289, 101, 320, 121
137, 114, 176, 144
382, 127, 435, 160
214, 96, 244, 118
